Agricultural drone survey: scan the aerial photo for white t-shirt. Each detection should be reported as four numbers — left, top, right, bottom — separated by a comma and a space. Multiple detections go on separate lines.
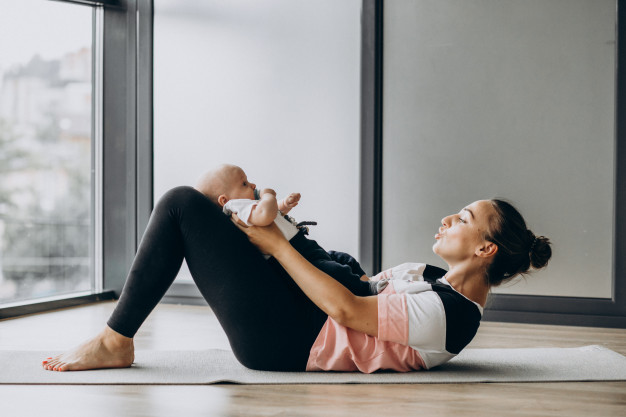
306, 262, 484, 372
223, 199, 299, 241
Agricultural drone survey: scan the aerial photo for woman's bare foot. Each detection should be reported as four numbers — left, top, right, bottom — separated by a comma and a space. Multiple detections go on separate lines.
42, 326, 134, 372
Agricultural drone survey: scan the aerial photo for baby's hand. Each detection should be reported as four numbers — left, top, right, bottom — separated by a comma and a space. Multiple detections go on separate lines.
283, 193, 300, 208
278, 193, 300, 214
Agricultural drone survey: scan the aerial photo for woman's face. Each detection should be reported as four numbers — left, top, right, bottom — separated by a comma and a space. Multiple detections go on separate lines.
433, 200, 496, 265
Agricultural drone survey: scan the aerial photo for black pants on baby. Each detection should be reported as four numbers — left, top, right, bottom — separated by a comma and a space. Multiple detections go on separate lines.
292, 233, 376, 297
107, 186, 369, 371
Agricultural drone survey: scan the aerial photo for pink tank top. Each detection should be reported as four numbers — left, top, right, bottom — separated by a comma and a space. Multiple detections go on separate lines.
305, 285, 426, 373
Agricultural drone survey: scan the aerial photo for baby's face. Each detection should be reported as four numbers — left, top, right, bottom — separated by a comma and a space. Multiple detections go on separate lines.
223, 166, 256, 200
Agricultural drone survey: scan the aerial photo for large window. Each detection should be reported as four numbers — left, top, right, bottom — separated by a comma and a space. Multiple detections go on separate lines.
0, 0, 100, 306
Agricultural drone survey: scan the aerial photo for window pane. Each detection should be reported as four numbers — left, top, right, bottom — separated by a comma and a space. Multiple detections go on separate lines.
0, 0, 95, 304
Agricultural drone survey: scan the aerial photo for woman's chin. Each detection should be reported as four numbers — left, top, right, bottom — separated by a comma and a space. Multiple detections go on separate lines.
432, 243, 449, 262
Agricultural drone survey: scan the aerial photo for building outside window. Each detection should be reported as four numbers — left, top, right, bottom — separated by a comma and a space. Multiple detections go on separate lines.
0, 0, 99, 306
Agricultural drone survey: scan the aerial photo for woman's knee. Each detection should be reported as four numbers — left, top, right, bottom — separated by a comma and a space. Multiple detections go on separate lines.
161, 185, 201, 202
156, 186, 214, 211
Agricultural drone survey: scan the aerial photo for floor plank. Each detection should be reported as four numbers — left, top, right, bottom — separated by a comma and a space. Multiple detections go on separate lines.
1, 301, 625, 417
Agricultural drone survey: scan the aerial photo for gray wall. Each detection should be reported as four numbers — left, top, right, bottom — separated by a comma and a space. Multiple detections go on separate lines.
382, 0, 616, 298
153, 0, 361, 283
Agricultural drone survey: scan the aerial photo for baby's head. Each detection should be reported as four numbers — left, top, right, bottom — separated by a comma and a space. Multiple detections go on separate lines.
196, 164, 256, 207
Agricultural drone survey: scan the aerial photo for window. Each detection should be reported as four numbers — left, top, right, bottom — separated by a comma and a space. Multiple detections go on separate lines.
0, 0, 101, 306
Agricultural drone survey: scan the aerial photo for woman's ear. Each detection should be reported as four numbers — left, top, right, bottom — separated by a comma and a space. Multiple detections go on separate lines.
476, 241, 498, 259
217, 194, 229, 207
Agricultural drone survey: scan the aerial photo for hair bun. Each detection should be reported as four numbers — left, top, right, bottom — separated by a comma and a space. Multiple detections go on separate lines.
529, 234, 552, 270
486, 199, 553, 287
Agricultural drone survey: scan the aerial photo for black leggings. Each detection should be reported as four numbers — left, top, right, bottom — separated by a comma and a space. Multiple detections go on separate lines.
108, 186, 338, 371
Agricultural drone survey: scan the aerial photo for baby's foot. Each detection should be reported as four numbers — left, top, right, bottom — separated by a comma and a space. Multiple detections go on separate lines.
42, 326, 134, 372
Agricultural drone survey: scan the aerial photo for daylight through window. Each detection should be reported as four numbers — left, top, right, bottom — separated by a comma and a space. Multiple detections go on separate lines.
0, 0, 99, 306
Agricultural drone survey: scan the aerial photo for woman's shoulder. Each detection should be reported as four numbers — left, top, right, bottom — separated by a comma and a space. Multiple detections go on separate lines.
400, 283, 482, 358
427, 283, 482, 354
384, 261, 442, 275
377, 262, 446, 284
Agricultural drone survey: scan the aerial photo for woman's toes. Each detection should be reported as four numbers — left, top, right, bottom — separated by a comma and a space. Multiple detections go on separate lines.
45, 358, 61, 370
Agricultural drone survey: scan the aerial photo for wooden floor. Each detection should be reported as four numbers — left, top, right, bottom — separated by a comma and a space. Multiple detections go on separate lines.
1, 301, 625, 417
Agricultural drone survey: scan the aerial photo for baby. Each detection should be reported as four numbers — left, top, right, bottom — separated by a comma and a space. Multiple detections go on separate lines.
195, 164, 377, 297
195, 164, 302, 242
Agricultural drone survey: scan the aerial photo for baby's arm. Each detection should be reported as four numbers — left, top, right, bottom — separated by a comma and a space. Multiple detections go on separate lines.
278, 193, 301, 214
248, 189, 279, 226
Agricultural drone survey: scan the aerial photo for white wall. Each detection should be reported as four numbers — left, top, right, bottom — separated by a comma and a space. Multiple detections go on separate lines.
382, 0, 616, 298
153, 0, 361, 280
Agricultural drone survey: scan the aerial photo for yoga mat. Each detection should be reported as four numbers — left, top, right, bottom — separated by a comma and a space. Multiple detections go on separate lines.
1, 345, 625, 385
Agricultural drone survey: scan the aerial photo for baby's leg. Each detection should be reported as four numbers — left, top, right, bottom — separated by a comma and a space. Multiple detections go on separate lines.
327, 250, 368, 279
314, 260, 377, 296
290, 235, 376, 296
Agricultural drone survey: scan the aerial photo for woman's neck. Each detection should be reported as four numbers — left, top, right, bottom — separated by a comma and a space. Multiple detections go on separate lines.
443, 262, 490, 307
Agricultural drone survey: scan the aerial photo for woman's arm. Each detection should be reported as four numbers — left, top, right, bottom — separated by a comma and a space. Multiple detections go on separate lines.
274, 242, 378, 336
235, 219, 378, 337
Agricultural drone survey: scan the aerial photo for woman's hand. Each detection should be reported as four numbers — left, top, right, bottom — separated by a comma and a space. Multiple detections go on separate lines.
231, 213, 288, 256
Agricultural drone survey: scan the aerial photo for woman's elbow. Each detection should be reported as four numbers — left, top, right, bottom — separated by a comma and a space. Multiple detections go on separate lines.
327, 302, 358, 328
329, 307, 348, 327
327, 297, 378, 336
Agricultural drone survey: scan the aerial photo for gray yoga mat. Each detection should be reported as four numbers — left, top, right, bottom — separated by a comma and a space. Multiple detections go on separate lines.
2, 345, 625, 385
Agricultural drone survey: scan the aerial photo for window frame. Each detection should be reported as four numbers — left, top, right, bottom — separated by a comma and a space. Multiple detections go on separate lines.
101, 0, 153, 296
0, 0, 153, 319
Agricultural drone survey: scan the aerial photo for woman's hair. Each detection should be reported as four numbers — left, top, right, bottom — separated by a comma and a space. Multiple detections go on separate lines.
484, 199, 552, 287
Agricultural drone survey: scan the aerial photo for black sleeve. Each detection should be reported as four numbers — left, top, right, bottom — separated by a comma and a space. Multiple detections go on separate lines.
326, 250, 367, 277
432, 284, 482, 354
423, 264, 448, 283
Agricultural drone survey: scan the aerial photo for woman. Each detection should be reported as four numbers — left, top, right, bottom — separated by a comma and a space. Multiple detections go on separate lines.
42, 186, 551, 373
